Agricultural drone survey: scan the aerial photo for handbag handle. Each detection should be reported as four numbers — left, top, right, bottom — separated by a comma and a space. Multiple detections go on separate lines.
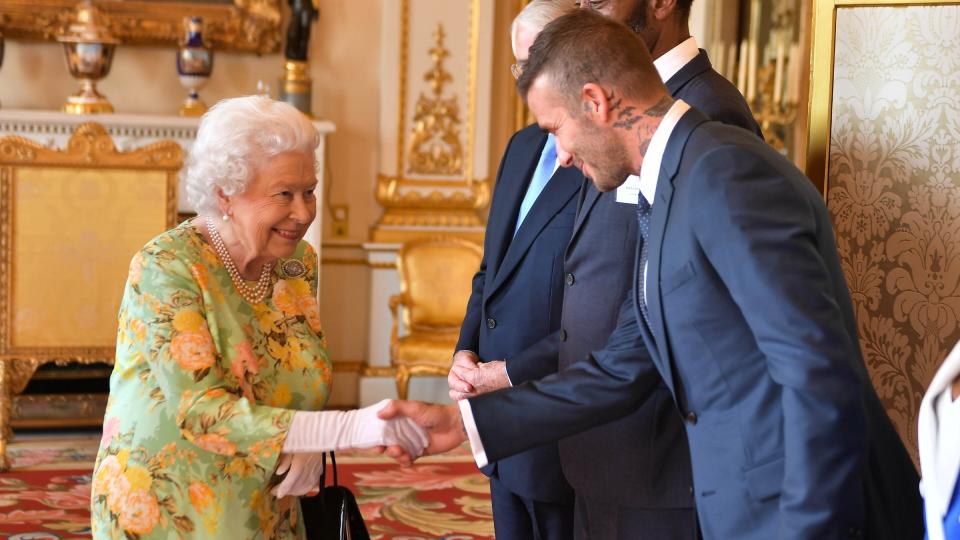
319, 451, 339, 487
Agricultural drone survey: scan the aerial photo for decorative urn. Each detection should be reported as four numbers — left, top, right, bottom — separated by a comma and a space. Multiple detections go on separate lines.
57, 0, 119, 114
177, 16, 214, 117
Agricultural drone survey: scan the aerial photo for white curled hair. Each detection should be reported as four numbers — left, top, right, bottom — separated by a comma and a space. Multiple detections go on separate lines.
185, 95, 319, 217
511, 0, 576, 57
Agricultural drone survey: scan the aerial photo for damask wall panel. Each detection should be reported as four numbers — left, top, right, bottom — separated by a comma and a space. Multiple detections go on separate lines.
826, 5, 960, 463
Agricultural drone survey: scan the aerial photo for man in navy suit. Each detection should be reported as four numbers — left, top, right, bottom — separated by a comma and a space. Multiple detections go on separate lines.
449, 1, 579, 538
385, 10, 923, 540
449, 1, 760, 538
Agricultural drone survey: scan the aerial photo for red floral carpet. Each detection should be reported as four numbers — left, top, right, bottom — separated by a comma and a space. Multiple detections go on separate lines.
0, 435, 493, 539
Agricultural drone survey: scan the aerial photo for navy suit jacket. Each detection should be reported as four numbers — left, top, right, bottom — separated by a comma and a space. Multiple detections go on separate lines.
456, 123, 580, 503
506, 49, 762, 508
469, 109, 922, 539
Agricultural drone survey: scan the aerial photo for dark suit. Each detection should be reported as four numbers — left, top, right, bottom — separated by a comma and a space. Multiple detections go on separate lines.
469, 108, 923, 540
506, 49, 762, 539
456, 123, 580, 538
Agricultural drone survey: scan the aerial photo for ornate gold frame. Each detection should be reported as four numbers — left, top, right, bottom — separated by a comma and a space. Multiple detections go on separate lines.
804, 0, 960, 193
0, 123, 181, 469
0, 0, 283, 54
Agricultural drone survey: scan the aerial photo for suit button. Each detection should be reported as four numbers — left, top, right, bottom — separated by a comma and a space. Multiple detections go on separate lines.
486, 318, 496, 329
559, 329, 567, 341
685, 411, 698, 425
565, 273, 575, 286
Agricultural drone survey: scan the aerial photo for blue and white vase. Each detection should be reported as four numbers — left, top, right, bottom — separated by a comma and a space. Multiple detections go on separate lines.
177, 17, 213, 116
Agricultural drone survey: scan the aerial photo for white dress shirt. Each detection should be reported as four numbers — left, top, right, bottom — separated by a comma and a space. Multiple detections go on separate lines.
460, 99, 693, 468
616, 36, 700, 206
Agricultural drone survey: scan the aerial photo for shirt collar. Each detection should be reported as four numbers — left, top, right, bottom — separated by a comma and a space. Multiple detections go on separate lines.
638, 99, 692, 205
653, 37, 700, 84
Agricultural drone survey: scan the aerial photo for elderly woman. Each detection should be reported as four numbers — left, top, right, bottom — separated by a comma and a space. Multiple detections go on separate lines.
920, 340, 960, 540
91, 96, 426, 539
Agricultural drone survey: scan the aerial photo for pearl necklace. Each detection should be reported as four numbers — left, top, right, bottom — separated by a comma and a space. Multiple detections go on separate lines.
204, 216, 273, 304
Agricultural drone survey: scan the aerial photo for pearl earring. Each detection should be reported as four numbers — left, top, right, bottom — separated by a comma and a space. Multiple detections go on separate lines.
222, 214, 230, 222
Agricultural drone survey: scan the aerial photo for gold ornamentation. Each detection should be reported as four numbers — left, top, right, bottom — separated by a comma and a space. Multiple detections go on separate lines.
750, 63, 798, 152
58, 1, 119, 115
407, 24, 464, 176
374, 0, 487, 243
0, 0, 282, 54
0, 123, 181, 470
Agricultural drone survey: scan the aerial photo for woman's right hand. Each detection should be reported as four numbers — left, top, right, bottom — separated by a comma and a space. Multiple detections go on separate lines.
281, 400, 429, 458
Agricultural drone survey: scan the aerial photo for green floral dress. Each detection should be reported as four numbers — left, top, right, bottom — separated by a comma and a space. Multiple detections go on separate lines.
91, 220, 332, 539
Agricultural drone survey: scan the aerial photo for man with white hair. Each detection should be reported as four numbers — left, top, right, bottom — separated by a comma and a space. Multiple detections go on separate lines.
447, 1, 579, 538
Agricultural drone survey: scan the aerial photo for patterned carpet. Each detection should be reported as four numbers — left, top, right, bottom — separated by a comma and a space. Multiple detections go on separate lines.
0, 433, 493, 539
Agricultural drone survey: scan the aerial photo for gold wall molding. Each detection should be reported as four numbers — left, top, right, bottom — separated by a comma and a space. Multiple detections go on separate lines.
0, 0, 282, 54
332, 361, 366, 373
321, 257, 369, 266
407, 24, 465, 176
374, 0, 489, 243
363, 365, 397, 377
321, 259, 394, 269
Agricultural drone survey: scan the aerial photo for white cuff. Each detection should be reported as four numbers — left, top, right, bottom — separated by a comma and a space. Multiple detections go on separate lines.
504, 363, 514, 388
458, 399, 489, 468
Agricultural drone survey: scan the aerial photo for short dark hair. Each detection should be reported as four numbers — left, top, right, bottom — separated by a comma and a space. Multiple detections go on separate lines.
516, 9, 664, 107
678, 0, 694, 18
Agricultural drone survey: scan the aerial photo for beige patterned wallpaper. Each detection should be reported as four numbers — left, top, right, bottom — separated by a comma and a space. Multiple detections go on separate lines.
828, 6, 960, 463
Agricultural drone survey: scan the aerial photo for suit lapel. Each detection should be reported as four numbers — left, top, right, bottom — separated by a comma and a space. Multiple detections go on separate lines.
488, 165, 581, 297
645, 108, 709, 392
485, 130, 545, 282
664, 50, 711, 96
569, 178, 599, 246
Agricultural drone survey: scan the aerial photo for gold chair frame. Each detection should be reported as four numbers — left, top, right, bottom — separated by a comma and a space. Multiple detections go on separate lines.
389, 237, 483, 399
0, 123, 181, 469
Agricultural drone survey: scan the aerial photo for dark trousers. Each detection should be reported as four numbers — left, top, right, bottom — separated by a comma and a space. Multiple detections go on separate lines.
490, 476, 574, 540
573, 494, 699, 540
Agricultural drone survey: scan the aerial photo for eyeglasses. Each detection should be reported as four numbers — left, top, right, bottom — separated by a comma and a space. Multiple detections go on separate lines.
510, 62, 524, 80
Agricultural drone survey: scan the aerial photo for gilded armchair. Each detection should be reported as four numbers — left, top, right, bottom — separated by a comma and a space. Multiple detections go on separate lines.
389, 237, 482, 399
0, 123, 181, 469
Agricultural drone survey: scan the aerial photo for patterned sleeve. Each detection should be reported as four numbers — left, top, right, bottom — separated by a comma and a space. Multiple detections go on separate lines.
119, 245, 293, 471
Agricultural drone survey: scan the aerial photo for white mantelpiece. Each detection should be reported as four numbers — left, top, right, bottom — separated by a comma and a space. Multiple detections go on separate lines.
0, 109, 335, 264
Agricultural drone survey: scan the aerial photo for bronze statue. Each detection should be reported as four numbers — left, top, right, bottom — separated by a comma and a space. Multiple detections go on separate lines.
285, 0, 318, 61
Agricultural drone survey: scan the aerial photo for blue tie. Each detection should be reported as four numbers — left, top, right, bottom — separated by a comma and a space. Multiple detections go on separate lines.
515, 135, 557, 235
637, 195, 652, 323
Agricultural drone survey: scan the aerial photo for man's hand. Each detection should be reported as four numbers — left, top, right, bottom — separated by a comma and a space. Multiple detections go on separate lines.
453, 359, 510, 396
448, 350, 479, 400
377, 400, 466, 465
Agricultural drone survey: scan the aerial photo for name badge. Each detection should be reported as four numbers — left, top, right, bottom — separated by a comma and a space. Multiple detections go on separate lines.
616, 175, 641, 204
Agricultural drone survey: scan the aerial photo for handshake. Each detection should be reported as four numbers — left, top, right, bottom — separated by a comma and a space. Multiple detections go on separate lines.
273, 351, 509, 497
272, 399, 428, 497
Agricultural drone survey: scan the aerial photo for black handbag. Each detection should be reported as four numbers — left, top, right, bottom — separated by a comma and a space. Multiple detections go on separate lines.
300, 452, 370, 540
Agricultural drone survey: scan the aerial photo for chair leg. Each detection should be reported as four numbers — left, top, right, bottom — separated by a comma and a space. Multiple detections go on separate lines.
395, 367, 411, 400
0, 361, 11, 471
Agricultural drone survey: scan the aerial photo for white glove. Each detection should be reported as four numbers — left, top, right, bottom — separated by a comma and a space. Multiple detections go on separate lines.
271, 453, 325, 498
282, 399, 429, 458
